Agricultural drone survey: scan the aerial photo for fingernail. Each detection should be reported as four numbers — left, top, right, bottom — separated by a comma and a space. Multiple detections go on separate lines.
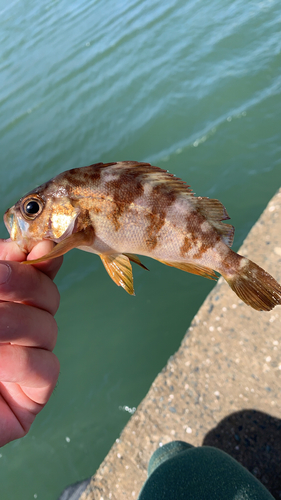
0, 263, 11, 284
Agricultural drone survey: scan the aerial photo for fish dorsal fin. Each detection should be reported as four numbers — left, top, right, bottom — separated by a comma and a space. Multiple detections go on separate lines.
124, 253, 149, 271
104, 161, 194, 195
196, 197, 230, 221
22, 227, 95, 265
195, 197, 235, 248
158, 259, 217, 280
100, 253, 135, 295
212, 221, 234, 248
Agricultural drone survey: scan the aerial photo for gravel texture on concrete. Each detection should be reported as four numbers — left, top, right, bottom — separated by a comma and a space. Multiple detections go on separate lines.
79, 188, 281, 500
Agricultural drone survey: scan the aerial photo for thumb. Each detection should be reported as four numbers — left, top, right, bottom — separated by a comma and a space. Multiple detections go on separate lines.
27, 241, 63, 280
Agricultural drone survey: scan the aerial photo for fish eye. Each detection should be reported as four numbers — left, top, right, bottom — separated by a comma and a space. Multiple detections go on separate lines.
26, 201, 40, 214
21, 197, 44, 219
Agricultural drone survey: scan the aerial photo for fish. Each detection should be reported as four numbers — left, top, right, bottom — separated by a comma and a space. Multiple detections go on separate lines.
4, 160, 281, 311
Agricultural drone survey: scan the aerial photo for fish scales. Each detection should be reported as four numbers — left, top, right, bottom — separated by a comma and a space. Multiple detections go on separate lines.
4, 161, 281, 311
57, 162, 198, 258
69, 164, 216, 261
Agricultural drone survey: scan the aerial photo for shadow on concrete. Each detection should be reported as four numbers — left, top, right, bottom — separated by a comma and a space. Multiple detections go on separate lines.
203, 409, 281, 499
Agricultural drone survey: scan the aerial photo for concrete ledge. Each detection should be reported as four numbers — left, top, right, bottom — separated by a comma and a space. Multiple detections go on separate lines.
80, 189, 281, 500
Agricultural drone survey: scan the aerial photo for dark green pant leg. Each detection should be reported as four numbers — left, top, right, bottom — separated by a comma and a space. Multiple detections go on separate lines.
138, 441, 274, 500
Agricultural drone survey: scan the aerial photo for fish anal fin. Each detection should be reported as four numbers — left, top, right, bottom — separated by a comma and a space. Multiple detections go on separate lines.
124, 253, 149, 271
101, 254, 135, 295
22, 227, 95, 265
158, 259, 217, 280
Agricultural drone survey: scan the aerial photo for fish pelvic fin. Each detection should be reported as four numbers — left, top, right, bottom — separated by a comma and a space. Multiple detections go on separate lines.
22, 227, 95, 265
158, 259, 217, 280
222, 257, 281, 311
124, 253, 149, 271
101, 253, 135, 295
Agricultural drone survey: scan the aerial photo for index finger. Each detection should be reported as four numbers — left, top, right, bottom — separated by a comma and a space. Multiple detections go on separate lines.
0, 261, 60, 315
0, 239, 63, 280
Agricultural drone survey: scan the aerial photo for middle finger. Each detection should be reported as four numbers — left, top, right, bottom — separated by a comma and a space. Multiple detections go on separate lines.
0, 301, 58, 351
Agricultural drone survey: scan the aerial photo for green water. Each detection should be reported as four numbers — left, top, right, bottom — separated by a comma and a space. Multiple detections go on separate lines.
0, 0, 281, 498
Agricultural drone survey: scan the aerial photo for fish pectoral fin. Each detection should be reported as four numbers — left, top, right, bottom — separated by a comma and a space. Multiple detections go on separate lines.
22, 227, 95, 265
124, 253, 149, 271
100, 254, 135, 295
158, 259, 218, 280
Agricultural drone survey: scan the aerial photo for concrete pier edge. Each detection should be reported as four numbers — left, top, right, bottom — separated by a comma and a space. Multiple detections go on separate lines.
78, 188, 281, 500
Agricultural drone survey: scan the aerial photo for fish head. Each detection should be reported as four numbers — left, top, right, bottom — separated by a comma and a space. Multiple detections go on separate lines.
4, 182, 80, 254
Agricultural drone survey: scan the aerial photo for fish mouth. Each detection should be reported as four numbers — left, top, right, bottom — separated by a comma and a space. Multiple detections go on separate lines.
4, 209, 22, 242
4, 210, 14, 235
3, 209, 30, 252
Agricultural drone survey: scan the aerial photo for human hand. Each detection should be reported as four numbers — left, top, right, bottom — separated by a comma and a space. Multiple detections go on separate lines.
0, 239, 63, 447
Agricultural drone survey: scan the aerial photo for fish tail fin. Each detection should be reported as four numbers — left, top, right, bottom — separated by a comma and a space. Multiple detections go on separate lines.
222, 256, 281, 311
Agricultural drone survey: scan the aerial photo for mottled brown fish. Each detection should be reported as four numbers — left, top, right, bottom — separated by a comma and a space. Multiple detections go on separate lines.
4, 161, 281, 311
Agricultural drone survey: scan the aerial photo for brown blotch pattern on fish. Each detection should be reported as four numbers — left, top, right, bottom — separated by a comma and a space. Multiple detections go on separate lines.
92, 205, 101, 214
180, 236, 193, 256
221, 250, 243, 275
64, 163, 117, 193
181, 210, 221, 259
105, 168, 145, 231
145, 184, 176, 250
193, 239, 214, 259
145, 211, 164, 250
180, 211, 204, 257
107, 206, 122, 231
